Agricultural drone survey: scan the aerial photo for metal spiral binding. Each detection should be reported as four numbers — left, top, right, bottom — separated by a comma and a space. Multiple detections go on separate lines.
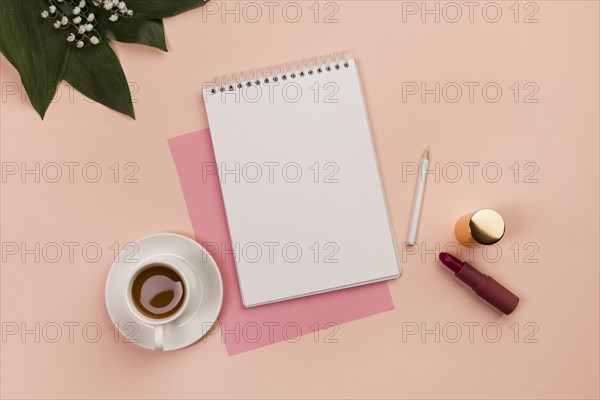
208, 51, 350, 94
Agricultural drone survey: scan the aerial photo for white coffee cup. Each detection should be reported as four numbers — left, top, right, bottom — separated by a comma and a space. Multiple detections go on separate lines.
125, 255, 196, 351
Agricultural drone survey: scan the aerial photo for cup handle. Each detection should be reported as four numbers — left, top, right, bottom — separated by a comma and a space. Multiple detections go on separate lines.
154, 324, 165, 351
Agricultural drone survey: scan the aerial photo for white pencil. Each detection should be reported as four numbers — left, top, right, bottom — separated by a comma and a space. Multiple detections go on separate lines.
407, 147, 429, 245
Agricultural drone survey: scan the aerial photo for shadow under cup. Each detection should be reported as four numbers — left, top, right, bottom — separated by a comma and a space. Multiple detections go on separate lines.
130, 264, 187, 320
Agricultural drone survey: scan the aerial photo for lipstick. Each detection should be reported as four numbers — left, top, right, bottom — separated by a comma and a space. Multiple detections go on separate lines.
439, 252, 519, 315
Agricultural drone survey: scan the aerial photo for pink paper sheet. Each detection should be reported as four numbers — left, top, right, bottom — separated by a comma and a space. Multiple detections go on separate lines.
168, 129, 394, 355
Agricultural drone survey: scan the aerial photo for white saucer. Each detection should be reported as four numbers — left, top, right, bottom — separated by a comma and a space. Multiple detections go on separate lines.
105, 233, 223, 351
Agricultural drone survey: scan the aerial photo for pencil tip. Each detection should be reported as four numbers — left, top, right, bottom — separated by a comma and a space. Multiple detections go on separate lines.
423, 146, 430, 160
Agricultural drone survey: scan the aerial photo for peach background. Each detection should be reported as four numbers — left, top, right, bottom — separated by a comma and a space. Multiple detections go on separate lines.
1, 1, 598, 399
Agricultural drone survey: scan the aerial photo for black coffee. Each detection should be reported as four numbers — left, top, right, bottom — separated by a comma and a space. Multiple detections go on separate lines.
131, 265, 186, 319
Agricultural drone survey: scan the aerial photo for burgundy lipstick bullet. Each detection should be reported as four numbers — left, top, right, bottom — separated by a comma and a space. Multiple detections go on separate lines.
439, 252, 519, 315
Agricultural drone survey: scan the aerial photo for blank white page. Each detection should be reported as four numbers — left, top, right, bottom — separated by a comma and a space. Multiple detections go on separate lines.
204, 58, 401, 307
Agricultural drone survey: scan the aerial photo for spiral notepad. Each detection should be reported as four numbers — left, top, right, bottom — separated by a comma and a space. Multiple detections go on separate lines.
203, 52, 401, 307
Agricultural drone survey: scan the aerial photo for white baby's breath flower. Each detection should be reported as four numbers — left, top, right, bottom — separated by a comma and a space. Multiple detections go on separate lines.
76, 41, 84, 48
78, 25, 86, 34
79, 0, 86, 7
126, 9, 133, 16
117, 1, 125, 9
87, 13, 95, 21
66, 33, 75, 42
41, 10, 49, 18
109, 13, 118, 21
61, 16, 68, 25
73, 16, 81, 23
85, 23, 93, 31
53, 20, 61, 28
112, 0, 119, 6
90, 36, 100, 45
56, 0, 63, 2
72, 6, 80, 15
48, 5, 56, 13
104, 2, 112, 10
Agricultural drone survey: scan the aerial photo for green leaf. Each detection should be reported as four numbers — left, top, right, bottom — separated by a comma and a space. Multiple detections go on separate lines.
0, 0, 70, 119
97, 15, 167, 51
126, 0, 208, 19
62, 41, 135, 119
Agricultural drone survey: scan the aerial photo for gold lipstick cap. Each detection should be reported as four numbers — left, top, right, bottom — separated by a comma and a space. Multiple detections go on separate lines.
455, 209, 505, 246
